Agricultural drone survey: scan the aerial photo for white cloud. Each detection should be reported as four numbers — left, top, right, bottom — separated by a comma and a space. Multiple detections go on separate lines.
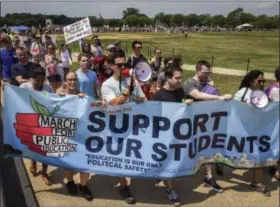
257, 1, 277, 9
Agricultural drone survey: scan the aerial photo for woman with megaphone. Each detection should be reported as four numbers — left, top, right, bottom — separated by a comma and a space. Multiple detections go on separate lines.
101, 55, 147, 204
234, 69, 271, 196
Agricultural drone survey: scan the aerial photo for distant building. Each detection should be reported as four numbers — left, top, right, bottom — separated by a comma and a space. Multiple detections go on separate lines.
46, 19, 53, 27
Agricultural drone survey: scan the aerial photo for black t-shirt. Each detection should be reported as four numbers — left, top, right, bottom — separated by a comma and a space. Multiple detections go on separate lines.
152, 87, 185, 103
114, 49, 126, 58
11, 62, 37, 86
126, 54, 147, 68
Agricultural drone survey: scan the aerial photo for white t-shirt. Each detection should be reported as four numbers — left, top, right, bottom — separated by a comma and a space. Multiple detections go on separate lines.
20, 81, 54, 93
268, 87, 279, 102
101, 76, 145, 104
30, 42, 42, 56
90, 45, 103, 57
60, 50, 72, 68
234, 87, 253, 104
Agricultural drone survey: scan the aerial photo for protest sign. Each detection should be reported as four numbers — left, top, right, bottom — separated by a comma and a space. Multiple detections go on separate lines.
63, 17, 92, 44
4, 85, 279, 179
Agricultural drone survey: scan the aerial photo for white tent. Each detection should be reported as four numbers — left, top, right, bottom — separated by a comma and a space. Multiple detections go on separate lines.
236, 25, 243, 29
240, 23, 253, 27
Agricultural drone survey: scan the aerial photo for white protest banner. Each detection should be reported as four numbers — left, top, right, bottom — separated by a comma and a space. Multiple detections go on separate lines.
63, 17, 92, 44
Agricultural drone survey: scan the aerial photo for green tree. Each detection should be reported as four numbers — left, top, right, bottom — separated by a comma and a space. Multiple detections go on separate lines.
211, 15, 226, 27
122, 8, 140, 19
226, 7, 244, 27
105, 19, 123, 27
154, 12, 172, 27
240, 13, 256, 24
138, 16, 150, 27
186, 14, 200, 26
124, 15, 139, 26
199, 14, 212, 26
255, 15, 277, 29
171, 14, 187, 26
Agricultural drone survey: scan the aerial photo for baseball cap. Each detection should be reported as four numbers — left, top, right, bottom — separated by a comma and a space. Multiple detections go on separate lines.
93, 56, 106, 64
107, 44, 116, 51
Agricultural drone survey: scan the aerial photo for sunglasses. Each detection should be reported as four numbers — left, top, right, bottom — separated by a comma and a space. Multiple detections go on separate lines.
257, 79, 266, 84
134, 46, 142, 49
199, 71, 212, 76
116, 63, 125, 68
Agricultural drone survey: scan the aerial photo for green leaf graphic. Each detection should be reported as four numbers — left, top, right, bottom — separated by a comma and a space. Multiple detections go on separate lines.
50, 105, 60, 116
30, 95, 39, 113
29, 96, 50, 116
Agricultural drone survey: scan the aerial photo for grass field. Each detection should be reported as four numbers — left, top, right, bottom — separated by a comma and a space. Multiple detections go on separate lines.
63, 31, 278, 72
69, 31, 275, 96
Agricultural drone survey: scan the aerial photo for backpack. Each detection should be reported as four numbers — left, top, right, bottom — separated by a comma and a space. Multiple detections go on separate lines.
265, 83, 279, 97
201, 84, 219, 95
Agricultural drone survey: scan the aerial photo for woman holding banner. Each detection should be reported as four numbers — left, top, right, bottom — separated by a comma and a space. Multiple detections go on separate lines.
57, 71, 94, 201
266, 66, 280, 182
234, 69, 271, 196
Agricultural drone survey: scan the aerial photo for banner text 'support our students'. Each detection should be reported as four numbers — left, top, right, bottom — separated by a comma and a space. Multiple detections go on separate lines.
4, 85, 279, 179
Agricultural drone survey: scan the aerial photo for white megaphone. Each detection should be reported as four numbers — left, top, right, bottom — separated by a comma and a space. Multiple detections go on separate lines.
121, 61, 152, 83
250, 90, 269, 108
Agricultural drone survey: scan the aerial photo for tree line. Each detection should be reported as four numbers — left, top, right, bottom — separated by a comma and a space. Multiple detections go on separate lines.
0, 7, 278, 29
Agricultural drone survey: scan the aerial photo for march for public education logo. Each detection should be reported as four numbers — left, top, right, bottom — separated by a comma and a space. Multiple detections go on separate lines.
13, 96, 78, 157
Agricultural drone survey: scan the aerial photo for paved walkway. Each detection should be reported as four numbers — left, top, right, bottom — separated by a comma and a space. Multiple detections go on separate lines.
23, 160, 279, 207
71, 53, 275, 80
181, 65, 275, 80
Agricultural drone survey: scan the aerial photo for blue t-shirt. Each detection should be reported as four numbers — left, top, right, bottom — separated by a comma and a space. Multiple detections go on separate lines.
0, 48, 18, 79
76, 69, 99, 98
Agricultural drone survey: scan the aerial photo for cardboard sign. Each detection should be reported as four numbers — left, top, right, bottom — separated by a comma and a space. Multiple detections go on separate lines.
63, 17, 92, 44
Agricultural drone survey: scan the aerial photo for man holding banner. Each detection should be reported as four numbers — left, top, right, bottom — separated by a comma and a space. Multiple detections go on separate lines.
19, 66, 54, 186
183, 60, 232, 193
101, 55, 146, 204
152, 65, 192, 207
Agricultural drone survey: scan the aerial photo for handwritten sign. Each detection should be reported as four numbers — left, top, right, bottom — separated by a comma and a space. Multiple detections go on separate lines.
63, 17, 92, 44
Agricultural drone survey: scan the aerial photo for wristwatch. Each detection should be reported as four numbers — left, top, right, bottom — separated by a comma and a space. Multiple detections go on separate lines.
122, 89, 130, 96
